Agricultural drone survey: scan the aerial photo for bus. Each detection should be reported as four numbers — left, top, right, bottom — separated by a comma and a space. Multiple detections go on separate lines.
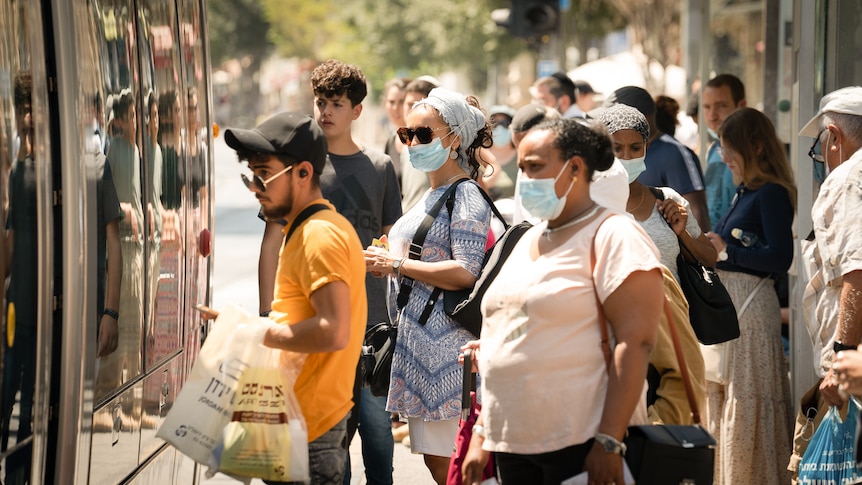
0, 0, 213, 483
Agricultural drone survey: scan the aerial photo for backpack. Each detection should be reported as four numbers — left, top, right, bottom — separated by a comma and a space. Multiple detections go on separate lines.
416, 178, 531, 337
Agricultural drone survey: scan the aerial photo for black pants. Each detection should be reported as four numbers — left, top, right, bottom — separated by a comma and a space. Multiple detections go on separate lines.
495, 440, 594, 485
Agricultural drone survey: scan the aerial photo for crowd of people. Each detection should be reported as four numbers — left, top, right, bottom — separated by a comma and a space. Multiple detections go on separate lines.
219, 58, 862, 485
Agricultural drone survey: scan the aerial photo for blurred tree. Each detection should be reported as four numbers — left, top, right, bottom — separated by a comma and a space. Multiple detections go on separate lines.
564, 0, 627, 63
605, 0, 680, 92
262, 0, 338, 60
208, 0, 274, 67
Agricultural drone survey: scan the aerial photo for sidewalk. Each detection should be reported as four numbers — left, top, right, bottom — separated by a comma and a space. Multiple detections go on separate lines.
204, 435, 435, 485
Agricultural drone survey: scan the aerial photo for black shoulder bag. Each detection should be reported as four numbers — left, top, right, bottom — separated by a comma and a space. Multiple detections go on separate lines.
649, 187, 739, 345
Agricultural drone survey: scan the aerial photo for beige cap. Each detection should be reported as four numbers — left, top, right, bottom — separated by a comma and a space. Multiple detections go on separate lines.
799, 86, 862, 137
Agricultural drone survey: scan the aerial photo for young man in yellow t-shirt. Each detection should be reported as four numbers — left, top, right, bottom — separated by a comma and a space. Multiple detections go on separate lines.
225, 112, 367, 485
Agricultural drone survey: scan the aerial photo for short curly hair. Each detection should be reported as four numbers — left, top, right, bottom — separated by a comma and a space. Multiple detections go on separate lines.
310, 59, 368, 106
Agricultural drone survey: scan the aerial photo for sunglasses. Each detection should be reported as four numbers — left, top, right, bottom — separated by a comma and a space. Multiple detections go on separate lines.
808, 129, 825, 164
396, 126, 450, 145
241, 164, 294, 192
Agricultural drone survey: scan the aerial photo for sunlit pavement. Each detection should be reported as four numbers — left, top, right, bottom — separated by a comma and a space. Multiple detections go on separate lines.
209, 135, 435, 484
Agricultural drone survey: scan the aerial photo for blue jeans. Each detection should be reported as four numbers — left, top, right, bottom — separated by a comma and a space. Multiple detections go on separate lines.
266, 415, 348, 485
343, 387, 394, 485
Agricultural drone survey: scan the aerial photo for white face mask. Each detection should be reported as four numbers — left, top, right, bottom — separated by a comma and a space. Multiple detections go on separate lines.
618, 156, 647, 183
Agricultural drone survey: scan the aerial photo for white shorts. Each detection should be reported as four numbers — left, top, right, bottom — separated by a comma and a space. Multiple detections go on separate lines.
407, 416, 460, 457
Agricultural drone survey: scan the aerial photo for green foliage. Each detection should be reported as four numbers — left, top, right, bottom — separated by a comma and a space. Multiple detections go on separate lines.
207, 0, 274, 67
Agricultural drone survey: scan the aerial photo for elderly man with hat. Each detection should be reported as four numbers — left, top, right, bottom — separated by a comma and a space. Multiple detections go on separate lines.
224, 112, 368, 484
789, 86, 862, 479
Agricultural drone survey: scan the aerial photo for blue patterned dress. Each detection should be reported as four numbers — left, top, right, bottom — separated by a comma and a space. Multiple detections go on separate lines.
386, 180, 491, 421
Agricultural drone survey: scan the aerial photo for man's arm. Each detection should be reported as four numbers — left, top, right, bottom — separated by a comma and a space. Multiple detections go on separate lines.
822, 269, 862, 405
258, 220, 283, 314
681, 190, 711, 235
262, 280, 351, 353
98, 219, 121, 356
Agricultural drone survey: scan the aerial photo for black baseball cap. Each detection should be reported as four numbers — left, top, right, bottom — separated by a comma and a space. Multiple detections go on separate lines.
574, 80, 599, 96
224, 112, 328, 174
604, 86, 656, 116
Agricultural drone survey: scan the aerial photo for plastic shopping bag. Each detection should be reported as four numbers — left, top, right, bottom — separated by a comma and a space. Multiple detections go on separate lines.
208, 347, 309, 482
798, 399, 862, 484
157, 304, 261, 463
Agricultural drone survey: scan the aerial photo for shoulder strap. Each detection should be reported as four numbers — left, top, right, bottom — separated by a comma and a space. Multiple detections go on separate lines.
396, 179, 470, 313
285, 203, 330, 243
593, 219, 703, 424
445, 179, 510, 232
651, 185, 707, 266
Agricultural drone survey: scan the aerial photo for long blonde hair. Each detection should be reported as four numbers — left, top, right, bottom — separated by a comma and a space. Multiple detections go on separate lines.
719, 107, 797, 211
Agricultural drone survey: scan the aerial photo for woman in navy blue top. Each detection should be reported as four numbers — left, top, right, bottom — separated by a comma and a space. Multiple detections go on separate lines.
703, 107, 796, 484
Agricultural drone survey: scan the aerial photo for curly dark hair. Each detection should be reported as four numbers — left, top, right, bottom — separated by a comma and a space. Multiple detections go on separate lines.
534, 119, 614, 179
310, 59, 368, 106
655, 95, 680, 136
459, 95, 494, 180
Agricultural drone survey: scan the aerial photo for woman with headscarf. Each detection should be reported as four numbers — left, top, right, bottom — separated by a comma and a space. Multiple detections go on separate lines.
363, 87, 493, 484
598, 103, 716, 282
461, 119, 664, 484
599, 103, 709, 426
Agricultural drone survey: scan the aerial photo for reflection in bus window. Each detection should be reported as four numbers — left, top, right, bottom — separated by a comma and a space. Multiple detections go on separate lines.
2, 70, 36, 484
95, 91, 144, 402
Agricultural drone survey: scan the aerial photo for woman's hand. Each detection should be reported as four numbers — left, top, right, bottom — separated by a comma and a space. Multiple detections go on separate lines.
461, 432, 490, 485
584, 443, 625, 485
704, 231, 727, 256
658, 199, 687, 235
363, 246, 399, 278
459, 340, 481, 373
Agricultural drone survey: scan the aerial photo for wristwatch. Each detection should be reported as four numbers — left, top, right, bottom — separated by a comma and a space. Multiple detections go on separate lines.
718, 249, 728, 261
834, 341, 858, 353
595, 432, 626, 456
471, 424, 487, 439
392, 258, 404, 277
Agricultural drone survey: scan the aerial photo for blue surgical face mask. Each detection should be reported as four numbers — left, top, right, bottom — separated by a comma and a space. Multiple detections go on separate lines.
408, 135, 453, 172
619, 156, 646, 183
518, 160, 574, 220
492, 125, 512, 147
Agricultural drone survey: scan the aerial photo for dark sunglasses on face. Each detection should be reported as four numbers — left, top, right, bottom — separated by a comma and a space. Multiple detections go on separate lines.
396, 125, 449, 145
491, 118, 511, 128
241, 164, 294, 192
808, 129, 825, 164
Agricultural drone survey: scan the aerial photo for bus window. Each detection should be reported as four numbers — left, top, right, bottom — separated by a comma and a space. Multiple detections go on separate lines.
93, 1, 145, 405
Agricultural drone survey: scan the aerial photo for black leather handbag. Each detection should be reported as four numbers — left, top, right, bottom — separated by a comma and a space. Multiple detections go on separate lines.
359, 320, 397, 397
676, 244, 740, 344
649, 186, 739, 345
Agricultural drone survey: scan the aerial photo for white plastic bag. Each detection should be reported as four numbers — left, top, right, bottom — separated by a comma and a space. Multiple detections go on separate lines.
156, 304, 272, 464
208, 348, 309, 481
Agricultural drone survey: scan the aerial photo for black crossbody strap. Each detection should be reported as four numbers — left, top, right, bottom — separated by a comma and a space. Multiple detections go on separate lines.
396, 179, 470, 313
649, 185, 704, 266
285, 203, 330, 244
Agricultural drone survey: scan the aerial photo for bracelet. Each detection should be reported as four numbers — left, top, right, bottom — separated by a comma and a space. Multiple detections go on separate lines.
103, 308, 119, 320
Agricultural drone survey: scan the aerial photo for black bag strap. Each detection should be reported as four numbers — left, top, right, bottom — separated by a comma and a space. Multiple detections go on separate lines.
285, 203, 330, 243
416, 180, 509, 325
649, 185, 706, 267
461, 349, 475, 421
396, 178, 470, 315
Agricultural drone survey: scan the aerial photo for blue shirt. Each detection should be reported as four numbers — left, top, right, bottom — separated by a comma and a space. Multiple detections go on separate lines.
704, 141, 737, 230
714, 182, 794, 278
639, 133, 705, 195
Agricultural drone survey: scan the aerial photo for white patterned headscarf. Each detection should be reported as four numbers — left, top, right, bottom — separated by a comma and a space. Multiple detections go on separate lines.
413, 87, 486, 172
